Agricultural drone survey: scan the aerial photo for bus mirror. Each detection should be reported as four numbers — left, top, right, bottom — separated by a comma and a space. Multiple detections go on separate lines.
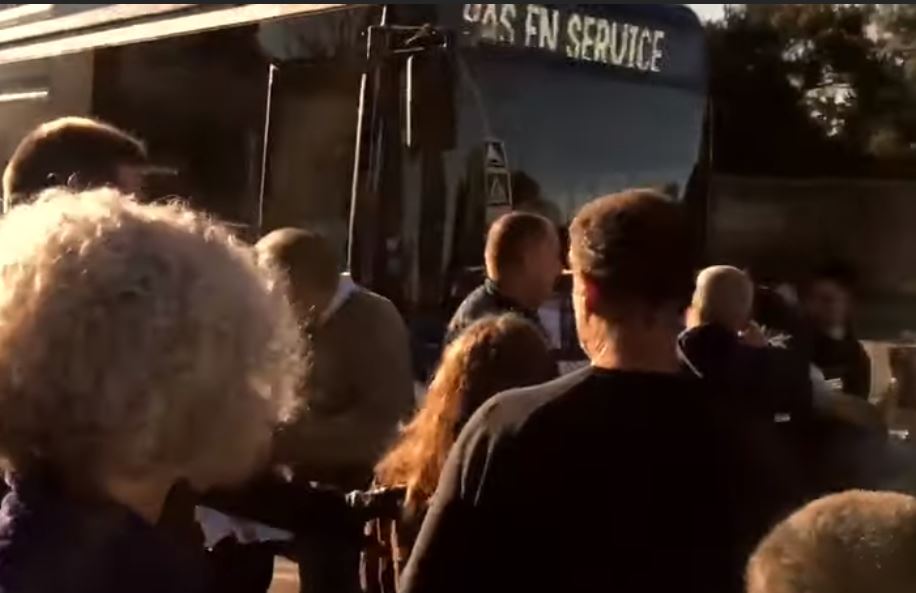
405, 49, 456, 151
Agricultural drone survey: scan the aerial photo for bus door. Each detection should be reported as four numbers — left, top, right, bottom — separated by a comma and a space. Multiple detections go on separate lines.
348, 15, 456, 317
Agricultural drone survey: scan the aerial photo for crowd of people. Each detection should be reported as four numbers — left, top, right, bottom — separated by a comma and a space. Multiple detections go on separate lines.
0, 114, 912, 593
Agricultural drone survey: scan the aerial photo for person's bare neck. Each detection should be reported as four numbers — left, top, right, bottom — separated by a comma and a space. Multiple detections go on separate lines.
589, 323, 681, 374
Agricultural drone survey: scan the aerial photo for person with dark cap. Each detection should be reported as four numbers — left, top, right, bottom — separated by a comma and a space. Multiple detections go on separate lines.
3, 116, 150, 209
445, 211, 562, 344
400, 190, 794, 593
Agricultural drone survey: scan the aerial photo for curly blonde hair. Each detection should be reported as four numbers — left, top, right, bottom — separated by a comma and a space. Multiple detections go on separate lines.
0, 188, 303, 489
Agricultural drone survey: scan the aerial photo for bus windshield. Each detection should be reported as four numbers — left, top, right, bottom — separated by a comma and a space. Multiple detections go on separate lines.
430, 4, 708, 276
455, 49, 706, 217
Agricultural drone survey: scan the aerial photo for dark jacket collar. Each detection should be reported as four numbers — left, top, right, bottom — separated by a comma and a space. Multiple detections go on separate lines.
0, 472, 210, 593
483, 279, 540, 323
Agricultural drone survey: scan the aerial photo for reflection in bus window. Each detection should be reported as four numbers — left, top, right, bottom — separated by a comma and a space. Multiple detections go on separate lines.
444, 48, 706, 275
258, 7, 380, 262
0, 53, 93, 175
0, 6, 379, 254
94, 27, 268, 229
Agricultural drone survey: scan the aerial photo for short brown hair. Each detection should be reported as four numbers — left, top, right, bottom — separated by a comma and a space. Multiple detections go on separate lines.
569, 189, 696, 313
485, 211, 554, 279
747, 490, 916, 593
3, 117, 147, 209
256, 227, 340, 295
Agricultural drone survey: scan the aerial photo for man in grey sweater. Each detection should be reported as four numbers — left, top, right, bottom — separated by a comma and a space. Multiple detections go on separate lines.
257, 228, 415, 491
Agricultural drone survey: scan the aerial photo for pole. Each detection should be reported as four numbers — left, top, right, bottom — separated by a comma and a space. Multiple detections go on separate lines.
257, 62, 277, 235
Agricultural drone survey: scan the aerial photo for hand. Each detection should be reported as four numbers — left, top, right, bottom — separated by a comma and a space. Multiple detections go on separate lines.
739, 321, 768, 348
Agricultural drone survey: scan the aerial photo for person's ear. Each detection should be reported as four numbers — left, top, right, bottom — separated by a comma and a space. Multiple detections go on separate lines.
66, 172, 82, 190
582, 275, 603, 317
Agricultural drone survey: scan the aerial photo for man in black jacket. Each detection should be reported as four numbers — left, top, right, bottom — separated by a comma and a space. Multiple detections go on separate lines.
445, 211, 561, 344
680, 266, 812, 423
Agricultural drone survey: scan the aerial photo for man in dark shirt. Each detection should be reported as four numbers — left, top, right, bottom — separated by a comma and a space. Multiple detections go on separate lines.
802, 267, 871, 399
680, 266, 812, 423
401, 191, 794, 593
445, 211, 561, 344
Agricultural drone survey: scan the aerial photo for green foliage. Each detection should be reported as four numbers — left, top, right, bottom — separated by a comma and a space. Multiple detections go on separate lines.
709, 4, 916, 177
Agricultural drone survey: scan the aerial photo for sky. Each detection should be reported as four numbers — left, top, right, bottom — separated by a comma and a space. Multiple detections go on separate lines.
688, 4, 725, 22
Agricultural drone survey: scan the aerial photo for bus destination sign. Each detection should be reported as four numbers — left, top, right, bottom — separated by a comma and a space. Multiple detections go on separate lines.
461, 4, 667, 74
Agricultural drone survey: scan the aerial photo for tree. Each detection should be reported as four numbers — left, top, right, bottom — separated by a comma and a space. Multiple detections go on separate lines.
708, 5, 855, 175
708, 4, 916, 177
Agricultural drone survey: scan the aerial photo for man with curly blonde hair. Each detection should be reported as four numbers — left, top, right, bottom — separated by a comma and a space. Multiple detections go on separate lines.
0, 188, 303, 593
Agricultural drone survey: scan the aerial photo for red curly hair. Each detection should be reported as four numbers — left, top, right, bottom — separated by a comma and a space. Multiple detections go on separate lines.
375, 314, 554, 510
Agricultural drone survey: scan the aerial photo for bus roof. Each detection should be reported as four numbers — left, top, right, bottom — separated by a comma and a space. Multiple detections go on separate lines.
0, 4, 349, 65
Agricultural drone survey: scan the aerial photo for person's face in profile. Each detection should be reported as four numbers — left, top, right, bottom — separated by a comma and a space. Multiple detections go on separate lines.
805, 279, 851, 336
524, 226, 563, 307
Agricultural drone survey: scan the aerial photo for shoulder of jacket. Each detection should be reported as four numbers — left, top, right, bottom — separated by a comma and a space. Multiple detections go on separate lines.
340, 290, 410, 340
469, 366, 595, 437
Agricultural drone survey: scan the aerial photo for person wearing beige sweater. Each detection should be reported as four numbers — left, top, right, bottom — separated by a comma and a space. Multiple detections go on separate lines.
257, 228, 415, 491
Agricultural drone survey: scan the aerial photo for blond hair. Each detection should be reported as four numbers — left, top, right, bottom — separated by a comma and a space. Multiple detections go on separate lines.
0, 188, 303, 488
690, 265, 754, 330
747, 490, 916, 593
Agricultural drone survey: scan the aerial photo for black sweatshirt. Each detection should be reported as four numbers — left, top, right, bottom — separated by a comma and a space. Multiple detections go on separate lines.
401, 366, 803, 593
809, 329, 871, 400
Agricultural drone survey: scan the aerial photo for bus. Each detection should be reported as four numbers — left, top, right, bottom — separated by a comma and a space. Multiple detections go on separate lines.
0, 3, 708, 373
